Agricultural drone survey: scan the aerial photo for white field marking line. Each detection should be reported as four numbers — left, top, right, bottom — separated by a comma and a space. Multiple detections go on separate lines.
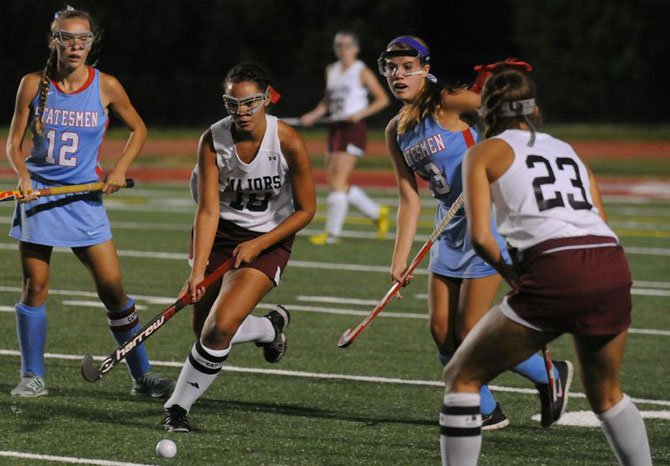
0, 239, 668, 259
530, 410, 670, 428
0, 451, 157, 466
1, 286, 669, 337
297, 295, 380, 306
61, 300, 148, 310
0, 349, 668, 408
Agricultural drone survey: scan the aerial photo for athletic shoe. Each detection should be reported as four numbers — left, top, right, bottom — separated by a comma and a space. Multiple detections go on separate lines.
258, 305, 290, 363
308, 232, 339, 245
481, 403, 510, 431
10, 375, 48, 397
536, 360, 574, 428
131, 372, 176, 398
375, 205, 390, 239
162, 404, 191, 433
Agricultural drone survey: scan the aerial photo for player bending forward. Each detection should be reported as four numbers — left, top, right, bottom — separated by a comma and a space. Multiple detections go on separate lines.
162, 63, 316, 432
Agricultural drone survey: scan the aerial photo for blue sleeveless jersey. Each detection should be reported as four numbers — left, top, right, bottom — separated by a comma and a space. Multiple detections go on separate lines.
10, 67, 112, 247
26, 67, 108, 184
397, 115, 509, 278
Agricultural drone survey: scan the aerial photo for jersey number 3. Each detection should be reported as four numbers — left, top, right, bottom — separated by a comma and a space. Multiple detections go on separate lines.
526, 155, 592, 211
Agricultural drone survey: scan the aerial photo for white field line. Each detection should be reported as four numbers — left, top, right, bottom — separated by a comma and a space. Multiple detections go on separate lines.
0, 348, 668, 408
61, 300, 148, 310
0, 240, 668, 259
0, 451, 156, 466
0, 286, 669, 337
1, 242, 669, 293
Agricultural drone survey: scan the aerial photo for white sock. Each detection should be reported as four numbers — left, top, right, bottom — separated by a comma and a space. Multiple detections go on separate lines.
597, 394, 652, 466
164, 342, 230, 412
347, 185, 379, 219
440, 393, 481, 466
325, 191, 348, 237
231, 315, 274, 345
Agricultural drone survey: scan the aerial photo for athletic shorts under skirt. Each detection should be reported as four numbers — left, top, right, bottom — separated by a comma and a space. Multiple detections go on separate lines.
205, 219, 294, 286
328, 120, 367, 156
10, 179, 112, 247
501, 235, 632, 335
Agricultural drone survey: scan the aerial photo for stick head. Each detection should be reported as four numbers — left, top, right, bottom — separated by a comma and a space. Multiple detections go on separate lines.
337, 328, 354, 348
80, 354, 103, 382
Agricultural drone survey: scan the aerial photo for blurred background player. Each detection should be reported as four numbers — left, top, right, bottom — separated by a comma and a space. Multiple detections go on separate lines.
300, 30, 390, 245
5, 6, 174, 398
162, 63, 316, 432
380, 36, 571, 429
440, 65, 652, 466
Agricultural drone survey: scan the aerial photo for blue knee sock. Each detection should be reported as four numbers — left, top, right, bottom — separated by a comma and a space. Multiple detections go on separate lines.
511, 352, 558, 384
107, 297, 150, 379
15, 302, 47, 377
438, 351, 497, 416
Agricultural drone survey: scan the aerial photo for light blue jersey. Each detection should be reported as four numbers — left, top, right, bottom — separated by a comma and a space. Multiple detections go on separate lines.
10, 67, 112, 247
397, 115, 509, 278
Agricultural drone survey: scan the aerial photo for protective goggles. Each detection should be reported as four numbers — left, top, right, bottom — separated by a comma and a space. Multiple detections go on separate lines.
377, 36, 430, 78
222, 89, 269, 116
377, 50, 427, 78
52, 30, 94, 48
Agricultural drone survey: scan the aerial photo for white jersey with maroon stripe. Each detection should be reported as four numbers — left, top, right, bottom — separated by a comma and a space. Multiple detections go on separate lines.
209, 114, 294, 232
326, 60, 368, 120
490, 129, 616, 251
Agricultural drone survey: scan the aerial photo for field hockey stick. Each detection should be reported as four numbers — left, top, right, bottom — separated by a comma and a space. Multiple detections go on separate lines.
338, 194, 465, 348
0, 178, 135, 203
80, 256, 236, 382
280, 116, 336, 126
541, 345, 557, 406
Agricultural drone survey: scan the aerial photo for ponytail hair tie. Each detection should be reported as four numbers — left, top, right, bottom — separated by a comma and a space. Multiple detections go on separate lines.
268, 85, 281, 104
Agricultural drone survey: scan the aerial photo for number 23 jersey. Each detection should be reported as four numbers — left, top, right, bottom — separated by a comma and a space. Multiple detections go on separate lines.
490, 129, 617, 251
211, 114, 294, 232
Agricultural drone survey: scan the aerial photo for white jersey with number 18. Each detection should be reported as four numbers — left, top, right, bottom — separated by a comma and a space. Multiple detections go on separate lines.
490, 129, 616, 252
209, 114, 294, 232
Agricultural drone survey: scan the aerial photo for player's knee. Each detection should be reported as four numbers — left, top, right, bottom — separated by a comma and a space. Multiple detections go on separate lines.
201, 322, 235, 349
22, 279, 49, 304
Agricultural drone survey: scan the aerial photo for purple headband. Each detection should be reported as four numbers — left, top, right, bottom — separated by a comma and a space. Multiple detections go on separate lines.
385, 36, 430, 63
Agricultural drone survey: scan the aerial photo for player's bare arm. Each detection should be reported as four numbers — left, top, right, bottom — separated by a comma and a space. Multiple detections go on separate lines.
352, 66, 390, 122
6, 74, 41, 200
187, 129, 221, 300
385, 118, 421, 283
100, 72, 146, 192
269, 122, 317, 242
441, 87, 481, 115
463, 141, 517, 284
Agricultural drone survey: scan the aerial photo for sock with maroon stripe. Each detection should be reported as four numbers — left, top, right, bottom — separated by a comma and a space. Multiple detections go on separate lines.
106, 297, 150, 378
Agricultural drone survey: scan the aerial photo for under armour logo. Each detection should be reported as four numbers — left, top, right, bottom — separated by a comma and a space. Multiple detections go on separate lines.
187, 381, 200, 389
269, 155, 277, 161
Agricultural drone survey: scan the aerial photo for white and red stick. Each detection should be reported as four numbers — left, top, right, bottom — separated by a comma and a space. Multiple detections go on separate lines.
338, 194, 464, 348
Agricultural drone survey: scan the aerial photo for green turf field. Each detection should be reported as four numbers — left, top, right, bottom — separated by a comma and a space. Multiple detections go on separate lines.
0, 180, 668, 465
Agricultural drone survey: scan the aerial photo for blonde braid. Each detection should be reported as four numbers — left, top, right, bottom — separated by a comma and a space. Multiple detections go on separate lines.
33, 49, 57, 135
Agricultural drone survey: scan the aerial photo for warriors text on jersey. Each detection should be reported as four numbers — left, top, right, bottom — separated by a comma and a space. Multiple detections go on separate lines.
210, 115, 293, 232
326, 60, 368, 120
27, 66, 108, 184
490, 129, 617, 251
397, 115, 508, 278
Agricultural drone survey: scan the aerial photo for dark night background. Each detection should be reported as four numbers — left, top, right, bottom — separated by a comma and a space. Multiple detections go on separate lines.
1, 0, 668, 129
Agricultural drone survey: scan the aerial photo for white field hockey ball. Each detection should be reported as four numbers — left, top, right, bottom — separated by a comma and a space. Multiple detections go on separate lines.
156, 439, 177, 458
